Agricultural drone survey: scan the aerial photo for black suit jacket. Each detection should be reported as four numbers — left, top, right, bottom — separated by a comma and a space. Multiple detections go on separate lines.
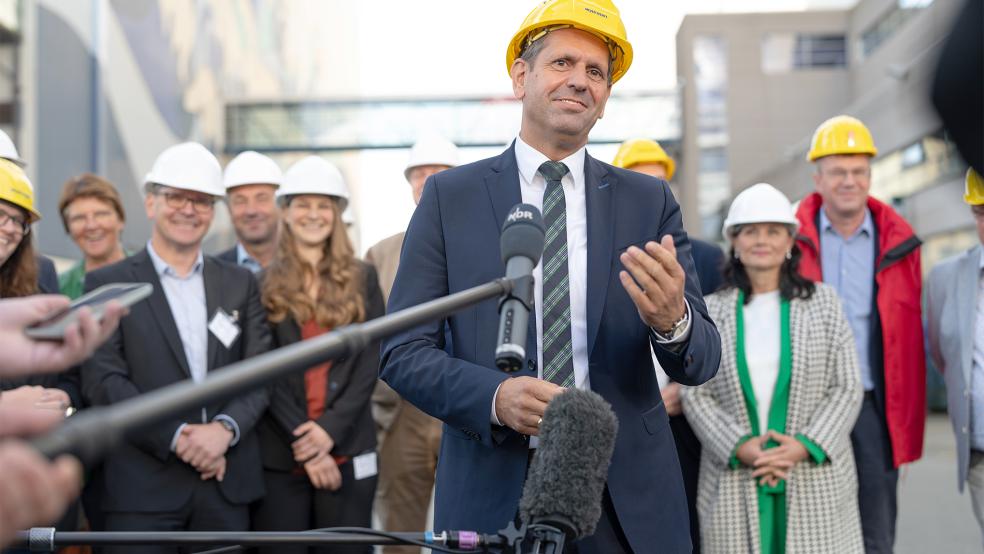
37, 255, 58, 294
255, 261, 384, 472
216, 246, 238, 265
691, 238, 724, 296
80, 249, 271, 512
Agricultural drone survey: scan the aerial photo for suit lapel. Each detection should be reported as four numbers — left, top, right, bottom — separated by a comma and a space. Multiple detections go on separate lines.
203, 258, 222, 371
584, 153, 615, 357
957, 246, 980, 386
484, 144, 538, 358
131, 250, 192, 378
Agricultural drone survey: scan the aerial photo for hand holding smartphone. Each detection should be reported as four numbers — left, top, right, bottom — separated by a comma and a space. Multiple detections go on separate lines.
24, 283, 152, 341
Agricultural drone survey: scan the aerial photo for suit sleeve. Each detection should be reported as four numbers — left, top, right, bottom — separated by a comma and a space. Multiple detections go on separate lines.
213, 270, 271, 437
80, 271, 185, 462
380, 173, 509, 447
316, 265, 385, 448
651, 183, 722, 386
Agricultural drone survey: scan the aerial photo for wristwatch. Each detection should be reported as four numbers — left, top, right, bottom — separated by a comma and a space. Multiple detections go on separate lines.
216, 419, 235, 435
654, 309, 690, 342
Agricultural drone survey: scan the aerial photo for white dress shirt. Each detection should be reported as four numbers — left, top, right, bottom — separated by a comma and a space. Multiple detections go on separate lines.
743, 290, 781, 434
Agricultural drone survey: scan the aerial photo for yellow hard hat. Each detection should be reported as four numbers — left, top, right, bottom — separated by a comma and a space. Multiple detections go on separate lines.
965, 168, 984, 205
506, 0, 633, 84
611, 138, 675, 180
0, 158, 39, 222
807, 115, 878, 162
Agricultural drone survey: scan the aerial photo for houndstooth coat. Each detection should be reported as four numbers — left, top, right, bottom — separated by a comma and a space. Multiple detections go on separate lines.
681, 284, 864, 554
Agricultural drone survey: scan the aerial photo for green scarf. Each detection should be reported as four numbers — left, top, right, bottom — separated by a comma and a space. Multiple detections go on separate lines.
735, 289, 792, 554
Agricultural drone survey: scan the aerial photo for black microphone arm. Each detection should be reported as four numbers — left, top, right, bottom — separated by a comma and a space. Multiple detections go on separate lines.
32, 278, 515, 463
15, 528, 505, 553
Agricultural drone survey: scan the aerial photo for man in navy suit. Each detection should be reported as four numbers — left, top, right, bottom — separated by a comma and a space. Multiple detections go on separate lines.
380, 2, 721, 552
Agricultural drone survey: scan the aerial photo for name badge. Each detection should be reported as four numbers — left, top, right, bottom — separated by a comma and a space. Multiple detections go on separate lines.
353, 452, 378, 481
208, 308, 241, 349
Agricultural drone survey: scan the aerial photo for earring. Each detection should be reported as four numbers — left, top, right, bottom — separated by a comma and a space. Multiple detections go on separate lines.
733, 250, 741, 260
785, 250, 792, 260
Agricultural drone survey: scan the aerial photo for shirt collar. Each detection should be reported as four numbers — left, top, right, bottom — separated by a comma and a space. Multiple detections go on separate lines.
236, 243, 257, 265
146, 240, 204, 278
514, 135, 586, 189
819, 206, 873, 239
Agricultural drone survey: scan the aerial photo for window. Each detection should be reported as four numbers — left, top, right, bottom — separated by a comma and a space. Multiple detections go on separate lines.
762, 33, 846, 74
861, 0, 934, 58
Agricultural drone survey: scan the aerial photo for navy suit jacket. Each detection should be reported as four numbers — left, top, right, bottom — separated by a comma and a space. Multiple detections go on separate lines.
380, 145, 721, 552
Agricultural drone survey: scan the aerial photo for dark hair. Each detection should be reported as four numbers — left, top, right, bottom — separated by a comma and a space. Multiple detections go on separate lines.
0, 200, 38, 297
722, 232, 815, 304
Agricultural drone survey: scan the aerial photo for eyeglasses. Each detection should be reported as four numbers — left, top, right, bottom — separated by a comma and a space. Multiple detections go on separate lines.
156, 191, 216, 213
822, 167, 870, 181
0, 210, 29, 235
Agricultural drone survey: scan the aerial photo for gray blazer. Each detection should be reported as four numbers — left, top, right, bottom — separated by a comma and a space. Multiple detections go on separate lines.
927, 243, 981, 491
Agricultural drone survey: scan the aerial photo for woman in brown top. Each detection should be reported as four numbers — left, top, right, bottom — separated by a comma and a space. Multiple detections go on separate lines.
254, 156, 383, 554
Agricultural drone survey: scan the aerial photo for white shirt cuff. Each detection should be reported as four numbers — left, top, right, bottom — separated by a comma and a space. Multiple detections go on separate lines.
490, 383, 503, 426
170, 423, 188, 452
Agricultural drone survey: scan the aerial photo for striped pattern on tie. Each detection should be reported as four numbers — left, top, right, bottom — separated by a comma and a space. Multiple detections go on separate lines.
538, 161, 575, 388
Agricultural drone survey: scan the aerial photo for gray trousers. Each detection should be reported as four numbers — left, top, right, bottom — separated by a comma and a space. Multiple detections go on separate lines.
969, 450, 984, 545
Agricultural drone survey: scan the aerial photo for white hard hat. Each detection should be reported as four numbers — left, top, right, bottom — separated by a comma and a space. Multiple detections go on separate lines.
278, 156, 349, 211
145, 142, 224, 197
404, 134, 459, 181
0, 129, 25, 167
224, 151, 282, 190
722, 183, 800, 241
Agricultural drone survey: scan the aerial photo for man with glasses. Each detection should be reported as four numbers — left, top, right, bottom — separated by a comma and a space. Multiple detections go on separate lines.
795, 116, 925, 554
81, 142, 271, 552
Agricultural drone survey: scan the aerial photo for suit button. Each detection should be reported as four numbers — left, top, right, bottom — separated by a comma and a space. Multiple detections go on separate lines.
528, 359, 536, 372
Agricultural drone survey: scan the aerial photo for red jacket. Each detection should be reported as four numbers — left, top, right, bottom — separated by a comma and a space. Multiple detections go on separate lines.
796, 193, 925, 467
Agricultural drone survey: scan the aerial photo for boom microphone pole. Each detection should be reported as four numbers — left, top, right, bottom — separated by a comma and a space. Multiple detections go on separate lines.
32, 278, 513, 464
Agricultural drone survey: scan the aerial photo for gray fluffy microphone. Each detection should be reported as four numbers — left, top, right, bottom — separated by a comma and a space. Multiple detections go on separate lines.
495, 203, 544, 372
519, 389, 619, 541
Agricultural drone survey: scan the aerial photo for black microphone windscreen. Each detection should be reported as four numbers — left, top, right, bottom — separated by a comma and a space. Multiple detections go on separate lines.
518, 389, 618, 540
500, 203, 544, 266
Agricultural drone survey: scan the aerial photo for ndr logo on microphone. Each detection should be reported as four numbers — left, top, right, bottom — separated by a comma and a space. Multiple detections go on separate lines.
507, 207, 534, 223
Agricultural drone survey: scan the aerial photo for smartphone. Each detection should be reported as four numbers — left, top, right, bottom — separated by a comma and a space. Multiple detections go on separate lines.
24, 282, 153, 341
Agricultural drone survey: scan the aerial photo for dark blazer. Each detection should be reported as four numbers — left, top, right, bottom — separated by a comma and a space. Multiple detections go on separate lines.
380, 145, 721, 553
255, 262, 385, 472
80, 249, 271, 512
37, 255, 59, 294
216, 246, 238, 265
691, 239, 724, 296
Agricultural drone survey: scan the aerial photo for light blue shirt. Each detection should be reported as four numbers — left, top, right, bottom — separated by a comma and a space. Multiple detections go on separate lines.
235, 243, 263, 274
147, 242, 241, 449
819, 209, 876, 391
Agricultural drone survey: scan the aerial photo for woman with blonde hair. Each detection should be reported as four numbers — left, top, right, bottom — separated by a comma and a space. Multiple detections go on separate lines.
253, 156, 383, 554
682, 183, 864, 553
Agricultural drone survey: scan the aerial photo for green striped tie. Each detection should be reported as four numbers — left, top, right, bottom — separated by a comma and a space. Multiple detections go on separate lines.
538, 161, 574, 388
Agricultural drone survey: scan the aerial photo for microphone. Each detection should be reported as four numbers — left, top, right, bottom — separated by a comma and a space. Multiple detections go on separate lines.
518, 389, 618, 553
495, 203, 544, 372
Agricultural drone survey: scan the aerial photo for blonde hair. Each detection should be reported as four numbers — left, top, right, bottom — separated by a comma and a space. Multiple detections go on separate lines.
261, 198, 365, 328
